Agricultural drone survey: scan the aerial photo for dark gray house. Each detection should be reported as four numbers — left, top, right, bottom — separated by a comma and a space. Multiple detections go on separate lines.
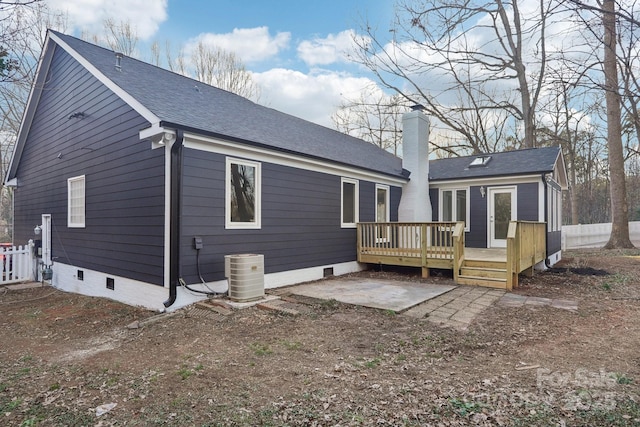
428, 146, 568, 265
6, 31, 409, 310
7, 31, 567, 310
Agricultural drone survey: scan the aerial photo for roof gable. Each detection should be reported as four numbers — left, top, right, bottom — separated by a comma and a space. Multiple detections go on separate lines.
429, 146, 565, 184
35, 31, 404, 179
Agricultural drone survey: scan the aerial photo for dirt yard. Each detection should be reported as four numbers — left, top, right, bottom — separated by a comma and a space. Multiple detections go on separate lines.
1, 249, 639, 426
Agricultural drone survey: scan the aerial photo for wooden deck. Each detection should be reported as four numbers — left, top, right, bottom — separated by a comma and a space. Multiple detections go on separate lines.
357, 221, 546, 290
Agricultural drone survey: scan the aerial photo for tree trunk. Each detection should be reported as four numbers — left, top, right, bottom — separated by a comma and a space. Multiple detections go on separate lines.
602, 0, 634, 248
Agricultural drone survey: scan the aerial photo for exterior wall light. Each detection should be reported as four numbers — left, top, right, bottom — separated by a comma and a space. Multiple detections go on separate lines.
480, 186, 486, 198
34, 225, 42, 235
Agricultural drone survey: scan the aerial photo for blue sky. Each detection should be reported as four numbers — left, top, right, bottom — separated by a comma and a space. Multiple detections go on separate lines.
45, 0, 397, 127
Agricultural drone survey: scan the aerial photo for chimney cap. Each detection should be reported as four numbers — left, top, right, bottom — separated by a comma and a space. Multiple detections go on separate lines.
410, 104, 425, 111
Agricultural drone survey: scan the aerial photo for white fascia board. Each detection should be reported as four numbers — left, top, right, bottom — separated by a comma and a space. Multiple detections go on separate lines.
183, 133, 408, 186
139, 124, 175, 149
554, 151, 569, 190
49, 32, 160, 125
429, 174, 542, 188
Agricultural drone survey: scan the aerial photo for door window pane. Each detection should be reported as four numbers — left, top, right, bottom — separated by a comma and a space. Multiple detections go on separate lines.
442, 190, 452, 221
494, 192, 511, 240
455, 190, 466, 222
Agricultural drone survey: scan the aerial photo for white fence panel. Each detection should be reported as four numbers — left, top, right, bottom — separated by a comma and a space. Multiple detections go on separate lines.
0, 244, 35, 285
562, 221, 640, 250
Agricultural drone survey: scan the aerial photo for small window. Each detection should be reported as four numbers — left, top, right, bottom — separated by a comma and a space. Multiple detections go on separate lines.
67, 175, 85, 228
469, 156, 491, 167
441, 188, 468, 227
341, 178, 359, 228
375, 184, 389, 223
226, 158, 261, 229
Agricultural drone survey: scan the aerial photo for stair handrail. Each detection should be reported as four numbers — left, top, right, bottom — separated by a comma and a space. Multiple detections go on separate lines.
452, 221, 465, 283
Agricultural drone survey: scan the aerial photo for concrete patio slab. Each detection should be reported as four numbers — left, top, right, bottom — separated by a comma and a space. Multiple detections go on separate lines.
3, 282, 44, 291
288, 277, 456, 312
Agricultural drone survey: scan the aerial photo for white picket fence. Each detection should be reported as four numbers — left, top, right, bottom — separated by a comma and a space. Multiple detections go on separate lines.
0, 243, 35, 285
562, 221, 640, 250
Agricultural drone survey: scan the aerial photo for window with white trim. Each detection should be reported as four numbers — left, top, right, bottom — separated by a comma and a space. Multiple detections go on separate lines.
341, 178, 359, 228
226, 157, 261, 229
67, 175, 86, 228
375, 184, 390, 241
440, 188, 468, 227
375, 184, 389, 223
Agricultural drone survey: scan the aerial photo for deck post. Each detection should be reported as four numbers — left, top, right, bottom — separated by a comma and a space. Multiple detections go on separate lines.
452, 222, 465, 284
356, 224, 362, 263
420, 223, 429, 278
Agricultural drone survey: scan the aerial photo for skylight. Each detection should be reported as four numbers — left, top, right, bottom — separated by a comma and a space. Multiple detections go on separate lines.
469, 156, 492, 167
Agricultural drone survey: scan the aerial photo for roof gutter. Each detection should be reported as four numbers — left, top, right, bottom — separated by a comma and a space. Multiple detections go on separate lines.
159, 121, 407, 182
163, 129, 184, 308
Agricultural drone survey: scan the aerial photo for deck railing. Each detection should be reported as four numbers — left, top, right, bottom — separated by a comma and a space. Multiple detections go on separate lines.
506, 221, 546, 289
358, 221, 546, 290
357, 222, 465, 277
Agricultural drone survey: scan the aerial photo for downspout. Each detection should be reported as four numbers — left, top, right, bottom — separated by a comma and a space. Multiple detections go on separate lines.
542, 173, 551, 268
163, 130, 184, 308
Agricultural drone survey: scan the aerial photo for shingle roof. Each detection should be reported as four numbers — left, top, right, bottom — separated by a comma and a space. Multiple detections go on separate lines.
429, 146, 561, 181
50, 31, 405, 179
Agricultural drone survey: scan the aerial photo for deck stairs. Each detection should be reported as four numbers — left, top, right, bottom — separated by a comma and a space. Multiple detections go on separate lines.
456, 259, 508, 289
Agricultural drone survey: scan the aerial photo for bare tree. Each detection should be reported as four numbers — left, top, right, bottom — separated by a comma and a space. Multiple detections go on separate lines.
164, 40, 188, 75
600, 0, 634, 248
190, 40, 260, 100
332, 86, 407, 156
538, 66, 593, 225
350, 0, 553, 152
102, 18, 138, 56
0, 0, 43, 81
567, 0, 635, 246
0, 3, 66, 240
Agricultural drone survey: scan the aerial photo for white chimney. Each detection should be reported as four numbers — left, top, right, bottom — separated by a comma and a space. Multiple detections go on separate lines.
398, 105, 432, 222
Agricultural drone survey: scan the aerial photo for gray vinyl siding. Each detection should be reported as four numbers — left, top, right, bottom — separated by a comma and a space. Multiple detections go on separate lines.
390, 187, 401, 221
517, 183, 539, 221
548, 231, 561, 255
467, 185, 487, 247
12, 46, 164, 285
433, 182, 540, 248
429, 189, 439, 221
359, 181, 375, 222
179, 147, 401, 282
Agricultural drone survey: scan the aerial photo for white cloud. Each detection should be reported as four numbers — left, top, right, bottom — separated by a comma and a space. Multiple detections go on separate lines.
46, 0, 168, 39
186, 27, 290, 64
253, 68, 379, 127
297, 30, 358, 66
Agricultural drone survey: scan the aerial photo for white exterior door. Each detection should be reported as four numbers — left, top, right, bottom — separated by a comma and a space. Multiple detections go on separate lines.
488, 187, 516, 248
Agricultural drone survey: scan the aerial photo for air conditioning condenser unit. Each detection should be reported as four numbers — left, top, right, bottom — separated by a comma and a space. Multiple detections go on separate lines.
224, 254, 265, 302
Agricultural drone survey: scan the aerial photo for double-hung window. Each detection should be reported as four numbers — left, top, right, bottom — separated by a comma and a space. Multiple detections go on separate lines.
441, 188, 468, 228
341, 178, 358, 228
375, 184, 390, 241
68, 175, 86, 228
226, 157, 261, 229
